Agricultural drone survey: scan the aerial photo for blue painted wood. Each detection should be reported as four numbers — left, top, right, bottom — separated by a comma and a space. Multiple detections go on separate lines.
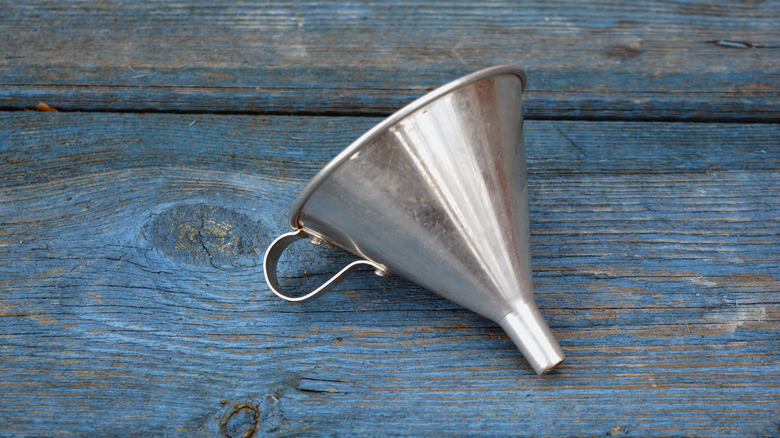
0, 0, 778, 120
0, 112, 777, 436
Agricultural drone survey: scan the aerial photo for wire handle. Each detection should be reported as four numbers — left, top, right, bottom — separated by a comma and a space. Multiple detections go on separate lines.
263, 229, 387, 302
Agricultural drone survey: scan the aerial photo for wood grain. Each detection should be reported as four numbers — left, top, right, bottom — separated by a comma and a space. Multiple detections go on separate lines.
0, 112, 777, 436
0, 0, 778, 120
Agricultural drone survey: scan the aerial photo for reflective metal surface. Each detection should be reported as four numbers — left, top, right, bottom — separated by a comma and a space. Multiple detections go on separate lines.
264, 229, 386, 302
263, 65, 564, 374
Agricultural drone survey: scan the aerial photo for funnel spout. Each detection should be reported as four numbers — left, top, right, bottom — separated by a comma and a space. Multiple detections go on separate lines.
498, 303, 565, 375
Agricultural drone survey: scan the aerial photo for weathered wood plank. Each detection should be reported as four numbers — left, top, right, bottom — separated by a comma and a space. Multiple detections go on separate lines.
1, 0, 778, 120
0, 112, 778, 436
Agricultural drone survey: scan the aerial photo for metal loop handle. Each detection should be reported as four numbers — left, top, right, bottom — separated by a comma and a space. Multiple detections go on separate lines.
263, 229, 386, 302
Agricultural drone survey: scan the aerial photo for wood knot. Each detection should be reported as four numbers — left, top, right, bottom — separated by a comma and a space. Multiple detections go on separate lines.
219, 403, 259, 438
143, 204, 264, 269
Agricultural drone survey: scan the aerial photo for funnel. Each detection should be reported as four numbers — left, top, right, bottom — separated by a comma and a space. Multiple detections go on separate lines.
263, 65, 564, 374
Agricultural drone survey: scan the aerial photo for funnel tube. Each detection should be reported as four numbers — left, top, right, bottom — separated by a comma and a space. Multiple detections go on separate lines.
498, 303, 565, 375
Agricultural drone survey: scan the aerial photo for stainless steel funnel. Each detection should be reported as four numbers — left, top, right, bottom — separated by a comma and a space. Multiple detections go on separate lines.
264, 65, 565, 374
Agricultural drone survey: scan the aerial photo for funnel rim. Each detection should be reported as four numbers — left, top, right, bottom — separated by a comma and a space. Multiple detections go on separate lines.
288, 65, 527, 230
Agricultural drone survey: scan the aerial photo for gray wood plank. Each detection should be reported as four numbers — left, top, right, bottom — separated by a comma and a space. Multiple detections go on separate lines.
0, 112, 778, 436
1, 1, 778, 120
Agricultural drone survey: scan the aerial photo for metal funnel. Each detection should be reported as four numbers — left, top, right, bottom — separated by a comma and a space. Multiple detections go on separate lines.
264, 65, 564, 374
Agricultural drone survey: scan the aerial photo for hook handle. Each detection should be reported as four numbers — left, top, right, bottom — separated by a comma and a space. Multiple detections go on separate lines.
263, 229, 386, 302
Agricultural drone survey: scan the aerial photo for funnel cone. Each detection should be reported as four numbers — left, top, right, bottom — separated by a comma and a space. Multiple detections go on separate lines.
264, 66, 564, 374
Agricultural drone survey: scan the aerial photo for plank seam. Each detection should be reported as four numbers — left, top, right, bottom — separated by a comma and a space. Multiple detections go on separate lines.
0, 107, 777, 123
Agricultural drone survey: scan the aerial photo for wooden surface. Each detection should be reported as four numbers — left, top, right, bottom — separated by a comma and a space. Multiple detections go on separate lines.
1, 1, 778, 437
1, 0, 779, 121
